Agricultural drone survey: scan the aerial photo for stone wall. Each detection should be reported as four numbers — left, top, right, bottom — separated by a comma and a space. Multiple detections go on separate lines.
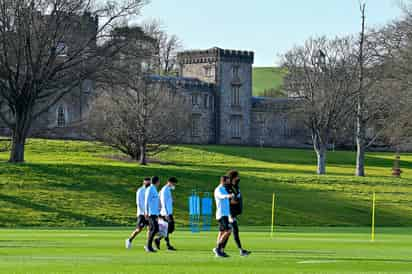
178, 47, 254, 145
31, 79, 94, 139
250, 97, 309, 147
179, 83, 216, 145
217, 61, 252, 145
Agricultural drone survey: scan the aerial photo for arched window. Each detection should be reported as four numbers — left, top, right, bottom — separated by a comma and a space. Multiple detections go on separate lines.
56, 41, 68, 56
57, 106, 66, 128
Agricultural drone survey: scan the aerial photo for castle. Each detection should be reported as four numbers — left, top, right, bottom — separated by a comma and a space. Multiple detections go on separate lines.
175, 47, 306, 146
0, 12, 308, 147
20, 47, 307, 147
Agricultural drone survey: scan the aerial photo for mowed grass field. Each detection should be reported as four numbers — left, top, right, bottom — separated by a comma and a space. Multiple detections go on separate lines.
0, 139, 412, 227
252, 67, 287, 96
0, 228, 411, 274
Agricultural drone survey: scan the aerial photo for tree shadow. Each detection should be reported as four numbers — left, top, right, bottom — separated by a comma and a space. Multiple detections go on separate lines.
186, 145, 412, 168
0, 193, 118, 226
0, 156, 411, 227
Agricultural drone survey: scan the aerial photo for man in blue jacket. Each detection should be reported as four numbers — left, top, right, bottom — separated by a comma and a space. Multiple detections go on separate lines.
144, 176, 161, 253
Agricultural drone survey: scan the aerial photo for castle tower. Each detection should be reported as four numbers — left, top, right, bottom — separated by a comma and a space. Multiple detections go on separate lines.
178, 47, 254, 144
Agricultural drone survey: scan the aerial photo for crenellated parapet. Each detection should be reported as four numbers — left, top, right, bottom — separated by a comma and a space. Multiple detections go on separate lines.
146, 75, 215, 93
178, 47, 254, 64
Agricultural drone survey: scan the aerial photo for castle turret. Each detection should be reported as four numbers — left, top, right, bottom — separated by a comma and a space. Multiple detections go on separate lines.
178, 47, 254, 144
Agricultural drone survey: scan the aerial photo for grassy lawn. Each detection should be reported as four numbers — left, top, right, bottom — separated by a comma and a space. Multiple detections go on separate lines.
0, 139, 411, 227
0, 227, 411, 274
252, 67, 287, 96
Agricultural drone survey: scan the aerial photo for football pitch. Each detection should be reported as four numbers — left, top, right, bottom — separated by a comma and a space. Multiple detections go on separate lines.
1, 227, 411, 274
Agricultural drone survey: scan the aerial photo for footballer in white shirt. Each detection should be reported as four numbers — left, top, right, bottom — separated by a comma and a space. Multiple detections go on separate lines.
213, 176, 234, 258
125, 178, 151, 249
154, 177, 178, 251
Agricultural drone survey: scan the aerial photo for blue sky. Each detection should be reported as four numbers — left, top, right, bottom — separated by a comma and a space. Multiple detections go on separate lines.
140, 0, 402, 66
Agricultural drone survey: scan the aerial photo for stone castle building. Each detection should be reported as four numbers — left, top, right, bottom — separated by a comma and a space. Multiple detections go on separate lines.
172, 47, 307, 147
0, 12, 308, 147
1, 47, 307, 147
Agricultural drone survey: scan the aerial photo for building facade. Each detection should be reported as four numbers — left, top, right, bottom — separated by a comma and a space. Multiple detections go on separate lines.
175, 47, 307, 147
0, 43, 308, 147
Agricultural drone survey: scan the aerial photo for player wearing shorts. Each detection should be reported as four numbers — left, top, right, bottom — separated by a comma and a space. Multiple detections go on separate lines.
155, 177, 178, 251
125, 178, 151, 249
213, 176, 234, 258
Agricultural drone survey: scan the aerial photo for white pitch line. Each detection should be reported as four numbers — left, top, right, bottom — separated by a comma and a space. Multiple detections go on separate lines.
297, 260, 339, 264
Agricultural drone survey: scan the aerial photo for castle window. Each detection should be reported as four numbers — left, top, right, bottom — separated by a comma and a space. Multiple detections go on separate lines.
192, 94, 199, 106
204, 94, 209, 108
191, 115, 201, 137
281, 118, 289, 137
232, 66, 240, 78
231, 86, 240, 106
204, 67, 213, 77
209, 96, 214, 111
231, 115, 241, 138
82, 80, 93, 94
57, 106, 66, 128
56, 42, 68, 56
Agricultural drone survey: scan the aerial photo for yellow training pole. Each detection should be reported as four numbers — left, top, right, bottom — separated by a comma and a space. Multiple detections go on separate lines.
271, 193, 276, 238
371, 192, 376, 242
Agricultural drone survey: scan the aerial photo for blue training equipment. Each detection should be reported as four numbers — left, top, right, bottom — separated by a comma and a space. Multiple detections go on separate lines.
189, 191, 213, 233
189, 190, 200, 233
201, 192, 213, 231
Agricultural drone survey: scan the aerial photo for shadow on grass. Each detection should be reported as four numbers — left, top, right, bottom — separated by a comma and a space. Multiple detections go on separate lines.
0, 193, 118, 226
0, 159, 411, 227
187, 145, 412, 169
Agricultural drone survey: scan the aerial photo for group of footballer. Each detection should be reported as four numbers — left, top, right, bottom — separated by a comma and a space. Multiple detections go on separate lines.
124, 170, 251, 258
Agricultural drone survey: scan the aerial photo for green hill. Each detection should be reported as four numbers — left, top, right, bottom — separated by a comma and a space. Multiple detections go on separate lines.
0, 139, 411, 227
253, 67, 287, 97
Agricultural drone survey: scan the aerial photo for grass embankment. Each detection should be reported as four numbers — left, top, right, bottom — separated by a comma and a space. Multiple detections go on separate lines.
0, 139, 411, 227
252, 66, 287, 96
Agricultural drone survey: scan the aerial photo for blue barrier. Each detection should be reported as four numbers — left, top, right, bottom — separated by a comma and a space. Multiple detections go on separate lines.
201, 193, 213, 231
189, 190, 200, 233
189, 191, 213, 233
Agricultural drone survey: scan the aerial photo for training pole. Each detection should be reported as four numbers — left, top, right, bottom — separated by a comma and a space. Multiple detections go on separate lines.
371, 192, 376, 242
271, 193, 276, 238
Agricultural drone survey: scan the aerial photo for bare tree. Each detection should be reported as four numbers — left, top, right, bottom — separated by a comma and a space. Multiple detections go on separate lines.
89, 25, 190, 165
0, 0, 145, 163
89, 80, 190, 165
142, 19, 182, 75
367, 3, 412, 151
282, 37, 358, 175
354, 3, 368, 176
354, 2, 412, 176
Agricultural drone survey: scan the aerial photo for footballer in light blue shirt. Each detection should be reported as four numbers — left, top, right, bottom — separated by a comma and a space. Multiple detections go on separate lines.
154, 177, 178, 251
144, 176, 161, 252
125, 178, 151, 249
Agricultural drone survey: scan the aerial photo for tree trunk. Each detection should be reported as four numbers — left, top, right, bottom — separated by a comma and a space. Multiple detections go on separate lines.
355, 109, 366, 177
9, 108, 31, 163
139, 143, 147, 165
315, 146, 326, 175
312, 134, 327, 175
355, 141, 365, 176
355, 3, 367, 177
9, 131, 26, 163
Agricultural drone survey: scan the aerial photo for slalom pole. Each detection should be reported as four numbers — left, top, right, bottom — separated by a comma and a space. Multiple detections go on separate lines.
271, 193, 276, 238
371, 192, 376, 242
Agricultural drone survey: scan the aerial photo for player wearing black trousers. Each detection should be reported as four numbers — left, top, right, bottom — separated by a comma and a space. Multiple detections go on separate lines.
223, 170, 251, 256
